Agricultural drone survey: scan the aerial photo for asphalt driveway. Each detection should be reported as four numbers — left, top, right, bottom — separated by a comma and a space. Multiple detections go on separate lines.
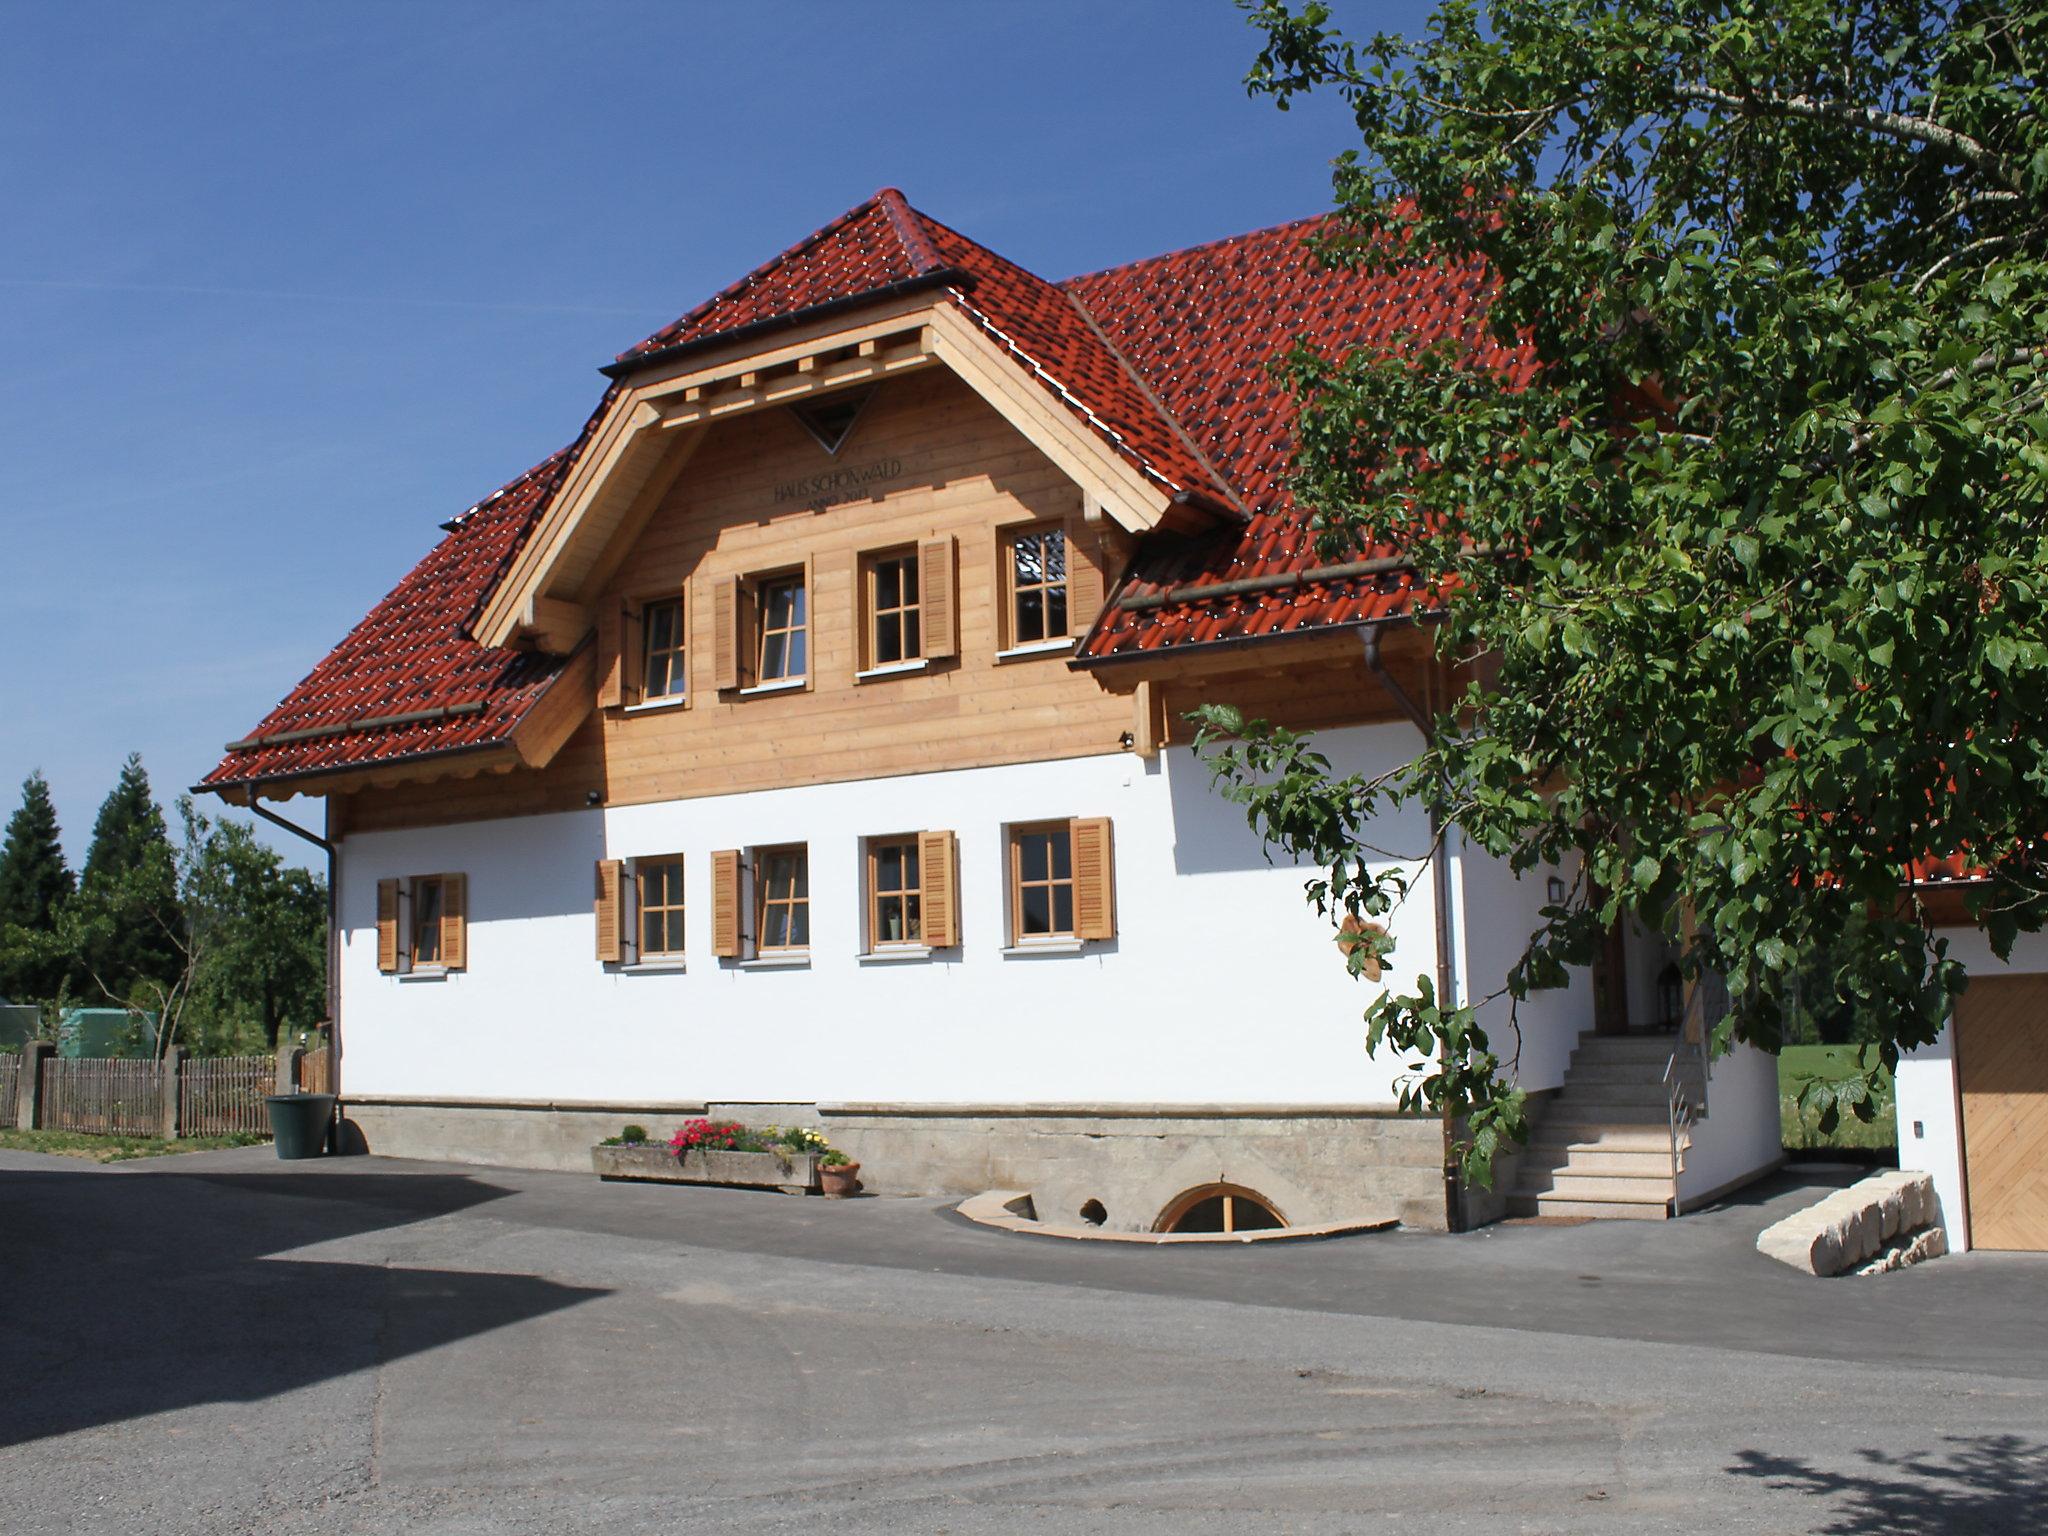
1, 1145, 2041, 1534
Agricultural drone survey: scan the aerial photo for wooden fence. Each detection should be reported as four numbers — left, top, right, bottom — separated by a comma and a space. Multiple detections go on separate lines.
8, 1046, 324, 1140
43, 1057, 163, 1137
179, 1055, 276, 1136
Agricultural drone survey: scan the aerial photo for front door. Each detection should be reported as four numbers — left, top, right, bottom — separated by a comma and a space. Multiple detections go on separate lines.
1956, 974, 2048, 1251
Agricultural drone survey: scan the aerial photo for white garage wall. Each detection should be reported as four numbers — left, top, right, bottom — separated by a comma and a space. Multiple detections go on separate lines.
336, 727, 1444, 1110
1895, 925, 2048, 1251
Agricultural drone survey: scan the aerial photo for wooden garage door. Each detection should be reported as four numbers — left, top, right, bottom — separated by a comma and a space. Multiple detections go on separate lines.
1956, 975, 2048, 1252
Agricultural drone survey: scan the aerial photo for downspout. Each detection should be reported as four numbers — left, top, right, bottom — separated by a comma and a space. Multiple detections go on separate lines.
236, 791, 340, 1104
1361, 629, 1463, 1232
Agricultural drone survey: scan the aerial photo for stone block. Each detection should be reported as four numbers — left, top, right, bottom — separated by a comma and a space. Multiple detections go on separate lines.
1756, 1171, 1939, 1276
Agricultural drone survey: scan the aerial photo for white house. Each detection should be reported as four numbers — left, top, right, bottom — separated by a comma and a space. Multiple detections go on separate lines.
202, 190, 1782, 1233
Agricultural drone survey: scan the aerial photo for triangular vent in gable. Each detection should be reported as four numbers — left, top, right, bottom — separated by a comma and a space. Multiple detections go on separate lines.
790, 387, 874, 455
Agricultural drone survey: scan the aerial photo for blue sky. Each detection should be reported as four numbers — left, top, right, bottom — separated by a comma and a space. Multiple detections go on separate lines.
0, 1, 1420, 868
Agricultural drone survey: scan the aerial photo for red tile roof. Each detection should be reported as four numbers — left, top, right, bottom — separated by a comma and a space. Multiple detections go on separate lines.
615, 191, 956, 367
199, 453, 578, 792
209, 191, 1528, 790
1066, 215, 1535, 661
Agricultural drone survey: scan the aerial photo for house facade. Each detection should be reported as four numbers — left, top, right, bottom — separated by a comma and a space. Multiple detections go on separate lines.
203, 190, 1782, 1233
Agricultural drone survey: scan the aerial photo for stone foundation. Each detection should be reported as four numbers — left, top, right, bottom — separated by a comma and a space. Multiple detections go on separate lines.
819, 1102, 1447, 1232
345, 1096, 1450, 1231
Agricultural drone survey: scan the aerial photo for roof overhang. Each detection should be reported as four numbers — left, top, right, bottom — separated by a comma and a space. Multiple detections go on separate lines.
200, 644, 596, 804
472, 294, 1206, 654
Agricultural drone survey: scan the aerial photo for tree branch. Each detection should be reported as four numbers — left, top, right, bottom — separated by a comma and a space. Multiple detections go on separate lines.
1673, 82, 2022, 192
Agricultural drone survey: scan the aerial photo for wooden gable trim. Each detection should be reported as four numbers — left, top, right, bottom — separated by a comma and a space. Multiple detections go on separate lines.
473, 304, 944, 652
921, 304, 1179, 539
474, 292, 1217, 652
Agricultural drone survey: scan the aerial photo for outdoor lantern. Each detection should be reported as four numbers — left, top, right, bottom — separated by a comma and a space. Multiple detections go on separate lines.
1657, 963, 1684, 1030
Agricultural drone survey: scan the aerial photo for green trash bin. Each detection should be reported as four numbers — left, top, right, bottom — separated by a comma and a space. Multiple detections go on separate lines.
266, 1093, 336, 1159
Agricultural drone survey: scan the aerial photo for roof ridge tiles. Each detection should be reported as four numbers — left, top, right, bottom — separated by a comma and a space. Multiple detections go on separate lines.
876, 187, 948, 276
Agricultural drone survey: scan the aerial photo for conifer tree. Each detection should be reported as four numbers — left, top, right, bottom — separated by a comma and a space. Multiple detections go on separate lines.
76, 753, 182, 997
0, 770, 75, 1001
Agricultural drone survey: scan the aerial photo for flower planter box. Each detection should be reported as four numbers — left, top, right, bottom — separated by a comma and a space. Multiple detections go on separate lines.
590, 1143, 819, 1195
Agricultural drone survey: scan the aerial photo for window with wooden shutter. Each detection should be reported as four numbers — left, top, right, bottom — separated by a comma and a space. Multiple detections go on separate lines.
1003, 527, 1070, 647
1066, 519, 1105, 636
861, 548, 922, 671
918, 829, 958, 948
639, 595, 687, 701
376, 879, 401, 973
866, 835, 923, 948
1071, 817, 1115, 940
1009, 822, 1076, 943
596, 604, 624, 709
439, 874, 468, 970
619, 601, 645, 707
712, 575, 740, 691
919, 536, 956, 660
711, 849, 742, 957
637, 856, 686, 958
594, 859, 624, 964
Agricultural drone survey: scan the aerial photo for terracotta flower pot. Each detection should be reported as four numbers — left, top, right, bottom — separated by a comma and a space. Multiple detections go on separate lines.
819, 1161, 862, 1198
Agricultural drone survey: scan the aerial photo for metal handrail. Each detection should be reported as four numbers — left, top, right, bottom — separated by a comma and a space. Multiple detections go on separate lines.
1664, 973, 1724, 1213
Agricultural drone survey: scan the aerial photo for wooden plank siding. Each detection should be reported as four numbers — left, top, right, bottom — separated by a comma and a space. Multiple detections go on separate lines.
339, 368, 1419, 835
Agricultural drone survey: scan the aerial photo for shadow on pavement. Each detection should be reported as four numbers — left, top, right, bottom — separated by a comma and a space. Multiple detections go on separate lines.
0, 1164, 608, 1449
1728, 1435, 2048, 1534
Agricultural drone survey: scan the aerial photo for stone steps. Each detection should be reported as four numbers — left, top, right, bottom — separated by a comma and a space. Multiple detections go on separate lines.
1507, 1030, 1703, 1221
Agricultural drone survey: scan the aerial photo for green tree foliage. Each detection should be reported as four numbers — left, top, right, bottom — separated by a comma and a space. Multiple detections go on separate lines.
179, 810, 327, 1054
77, 753, 182, 996
1202, 0, 2048, 1181
0, 771, 76, 1002
39, 797, 328, 1056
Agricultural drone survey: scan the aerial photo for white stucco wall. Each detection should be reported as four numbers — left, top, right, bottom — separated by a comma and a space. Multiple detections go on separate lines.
336, 726, 1447, 1110
1449, 838, 1590, 1095
1893, 925, 2048, 1252
1675, 1041, 1782, 1206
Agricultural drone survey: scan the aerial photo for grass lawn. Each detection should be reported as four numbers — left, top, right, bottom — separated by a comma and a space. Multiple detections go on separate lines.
1779, 1043, 1898, 1153
0, 1128, 269, 1163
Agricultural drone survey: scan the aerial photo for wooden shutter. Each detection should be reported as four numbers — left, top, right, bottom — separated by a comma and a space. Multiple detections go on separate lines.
620, 601, 645, 708
440, 874, 468, 971
1071, 817, 1116, 940
919, 536, 957, 659
597, 604, 623, 709
711, 849, 742, 958
918, 829, 958, 948
594, 859, 624, 963
376, 879, 401, 973
1066, 520, 1104, 636
712, 575, 740, 691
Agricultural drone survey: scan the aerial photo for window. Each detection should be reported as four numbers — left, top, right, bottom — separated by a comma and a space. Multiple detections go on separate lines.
1156, 1184, 1286, 1235
867, 837, 923, 947
637, 857, 686, 958
1005, 527, 1069, 646
864, 550, 922, 668
380, 874, 467, 973
1009, 823, 1075, 942
756, 845, 809, 951
756, 574, 808, 684
412, 877, 448, 965
640, 598, 686, 701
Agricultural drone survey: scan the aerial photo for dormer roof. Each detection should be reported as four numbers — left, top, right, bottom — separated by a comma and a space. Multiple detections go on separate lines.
203, 189, 1529, 798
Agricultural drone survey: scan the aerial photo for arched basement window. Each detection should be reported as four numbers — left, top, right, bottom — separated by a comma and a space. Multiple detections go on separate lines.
1155, 1184, 1286, 1235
